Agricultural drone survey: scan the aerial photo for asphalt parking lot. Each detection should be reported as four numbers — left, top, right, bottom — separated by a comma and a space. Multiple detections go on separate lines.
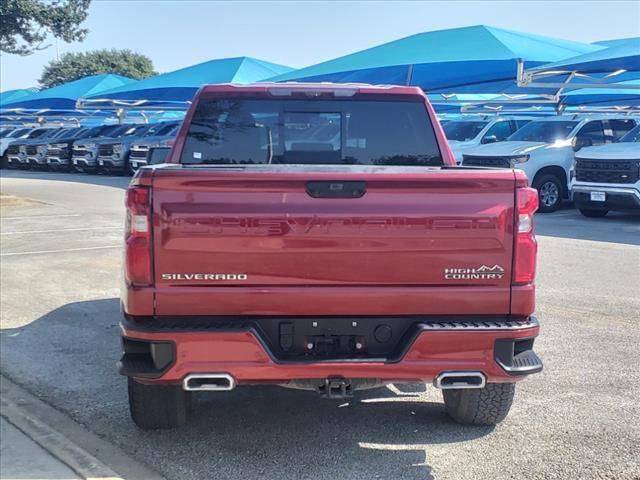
1, 169, 639, 480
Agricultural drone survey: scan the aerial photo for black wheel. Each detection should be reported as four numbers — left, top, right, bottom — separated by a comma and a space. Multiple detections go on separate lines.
533, 174, 563, 213
0, 154, 7, 169
579, 208, 608, 218
442, 383, 516, 426
128, 378, 191, 429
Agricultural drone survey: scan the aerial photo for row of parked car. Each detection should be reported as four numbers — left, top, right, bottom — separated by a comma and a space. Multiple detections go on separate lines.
2, 113, 639, 218
0, 121, 179, 175
441, 115, 640, 216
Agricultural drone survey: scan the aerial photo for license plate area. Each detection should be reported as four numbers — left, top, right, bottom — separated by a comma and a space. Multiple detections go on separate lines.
590, 191, 606, 202
256, 317, 416, 361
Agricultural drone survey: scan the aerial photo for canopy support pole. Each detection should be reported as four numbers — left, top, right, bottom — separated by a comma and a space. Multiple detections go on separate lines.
405, 64, 414, 86
116, 108, 127, 124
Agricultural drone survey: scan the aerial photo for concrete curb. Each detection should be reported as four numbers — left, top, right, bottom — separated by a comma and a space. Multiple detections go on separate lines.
0, 374, 165, 480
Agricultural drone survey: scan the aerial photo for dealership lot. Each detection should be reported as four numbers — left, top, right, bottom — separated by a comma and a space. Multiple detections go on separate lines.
1, 170, 639, 480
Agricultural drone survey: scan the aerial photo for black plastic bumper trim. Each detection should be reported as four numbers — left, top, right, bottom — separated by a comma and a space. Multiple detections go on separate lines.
118, 336, 176, 379
494, 337, 543, 376
121, 315, 540, 366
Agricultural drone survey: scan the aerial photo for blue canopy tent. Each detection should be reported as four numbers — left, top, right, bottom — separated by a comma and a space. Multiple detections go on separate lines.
1, 74, 135, 110
268, 25, 600, 94
519, 39, 640, 90
0, 88, 39, 107
560, 80, 640, 106
593, 37, 639, 48
77, 57, 293, 109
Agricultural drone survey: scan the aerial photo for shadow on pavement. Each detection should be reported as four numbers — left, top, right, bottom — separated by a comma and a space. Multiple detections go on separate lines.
0, 298, 493, 480
1, 169, 130, 190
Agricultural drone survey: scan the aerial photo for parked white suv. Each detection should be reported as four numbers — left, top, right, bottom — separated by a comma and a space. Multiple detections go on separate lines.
461, 116, 638, 212
571, 124, 640, 217
444, 116, 533, 164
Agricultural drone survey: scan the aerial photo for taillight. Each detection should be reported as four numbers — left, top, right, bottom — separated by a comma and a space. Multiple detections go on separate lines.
125, 186, 152, 286
513, 187, 538, 285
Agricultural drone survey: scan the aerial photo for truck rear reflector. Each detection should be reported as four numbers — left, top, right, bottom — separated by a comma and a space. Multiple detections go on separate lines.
513, 187, 538, 285
125, 185, 152, 286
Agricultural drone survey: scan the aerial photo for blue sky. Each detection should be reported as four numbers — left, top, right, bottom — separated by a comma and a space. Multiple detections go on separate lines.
1, 0, 639, 91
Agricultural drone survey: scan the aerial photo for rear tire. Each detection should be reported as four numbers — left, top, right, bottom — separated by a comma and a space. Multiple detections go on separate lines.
533, 174, 563, 213
442, 383, 515, 426
579, 208, 608, 218
128, 378, 191, 430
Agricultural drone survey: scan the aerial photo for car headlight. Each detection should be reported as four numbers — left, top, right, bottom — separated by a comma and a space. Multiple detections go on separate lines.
84, 143, 95, 149
53, 143, 67, 148
112, 144, 123, 154
509, 155, 530, 167
37, 145, 47, 153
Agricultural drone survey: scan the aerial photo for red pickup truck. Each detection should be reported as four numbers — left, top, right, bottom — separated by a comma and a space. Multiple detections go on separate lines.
119, 83, 542, 429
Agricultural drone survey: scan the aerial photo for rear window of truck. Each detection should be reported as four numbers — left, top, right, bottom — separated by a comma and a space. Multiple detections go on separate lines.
180, 99, 442, 166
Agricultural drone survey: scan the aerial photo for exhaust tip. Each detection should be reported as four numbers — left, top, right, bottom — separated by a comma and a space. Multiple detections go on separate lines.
434, 371, 486, 390
182, 373, 236, 391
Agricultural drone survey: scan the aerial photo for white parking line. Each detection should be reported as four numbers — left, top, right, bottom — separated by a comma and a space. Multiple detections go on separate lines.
1, 214, 81, 220
1, 226, 121, 235
0, 245, 121, 257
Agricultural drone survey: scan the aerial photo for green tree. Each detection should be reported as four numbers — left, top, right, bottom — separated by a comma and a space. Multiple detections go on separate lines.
0, 0, 91, 55
39, 49, 156, 88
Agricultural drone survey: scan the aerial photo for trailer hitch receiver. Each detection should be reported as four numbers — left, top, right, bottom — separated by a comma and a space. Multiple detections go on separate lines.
316, 378, 353, 399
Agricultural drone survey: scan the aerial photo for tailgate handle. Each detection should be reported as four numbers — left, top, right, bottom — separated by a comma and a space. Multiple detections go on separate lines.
306, 181, 366, 198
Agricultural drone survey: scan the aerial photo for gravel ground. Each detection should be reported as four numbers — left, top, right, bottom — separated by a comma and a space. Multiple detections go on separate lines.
1, 169, 639, 480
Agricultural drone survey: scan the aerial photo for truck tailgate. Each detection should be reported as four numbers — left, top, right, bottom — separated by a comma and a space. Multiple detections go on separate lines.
151, 167, 516, 316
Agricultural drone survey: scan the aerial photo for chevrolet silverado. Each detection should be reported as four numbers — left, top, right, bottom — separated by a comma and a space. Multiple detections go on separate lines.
119, 83, 543, 429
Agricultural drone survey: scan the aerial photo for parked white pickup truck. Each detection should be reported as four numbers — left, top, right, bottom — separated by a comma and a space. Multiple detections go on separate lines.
444, 116, 533, 164
462, 116, 638, 212
571, 124, 640, 217
0, 127, 31, 167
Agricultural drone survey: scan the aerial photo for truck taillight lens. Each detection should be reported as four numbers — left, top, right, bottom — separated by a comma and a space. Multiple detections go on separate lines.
513, 187, 538, 285
125, 186, 152, 286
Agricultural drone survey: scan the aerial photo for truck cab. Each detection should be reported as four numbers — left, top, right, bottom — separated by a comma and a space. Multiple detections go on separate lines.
462, 115, 638, 212
444, 116, 533, 164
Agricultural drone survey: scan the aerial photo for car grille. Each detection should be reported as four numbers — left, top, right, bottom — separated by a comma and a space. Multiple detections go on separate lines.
6, 144, 21, 155
72, 146, 90, 158
462, 155, 511, 168
129, 145, 149, 159
575, 158, 640, 184
47, 146, 69, 157
98, 144, 114, 157
26, 145, 39, 156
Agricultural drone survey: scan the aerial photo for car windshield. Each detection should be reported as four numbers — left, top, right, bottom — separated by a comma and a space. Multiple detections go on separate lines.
619, 124, 640, 143
120, 125, 149, 137
154, 123, 179, 136
27, 129, 53, 139
55, 127, 83, 138
180, 98, 442, 166
144, 123, 173, 136
98, 125, 127, 137
443, 121, 489, 141
50, 128, 73, 139
0, 129, 13, 138
3, 128, 27, 138
508, 121, 578, 143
